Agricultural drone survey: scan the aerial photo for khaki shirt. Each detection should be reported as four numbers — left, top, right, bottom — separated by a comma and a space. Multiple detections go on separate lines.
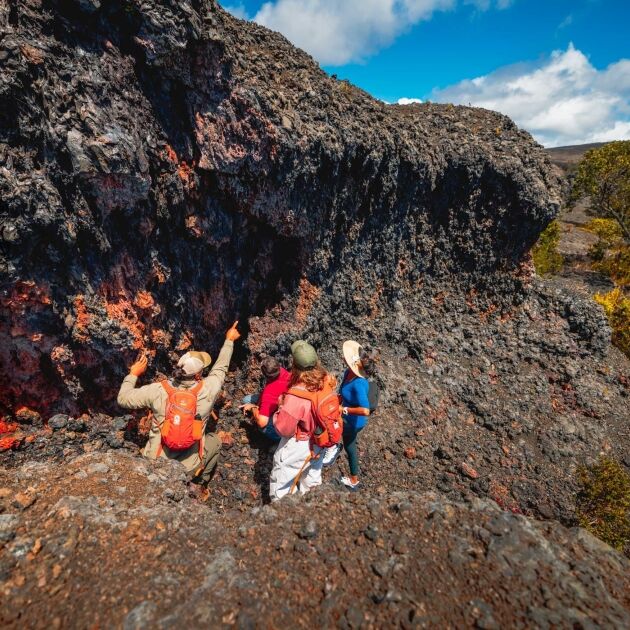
117, 339, 234, 464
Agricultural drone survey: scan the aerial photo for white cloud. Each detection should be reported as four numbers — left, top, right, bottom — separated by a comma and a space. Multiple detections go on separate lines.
251, 0, 510, 66
397, 97, 423, 104
558, 13, 573, 29
466, 0, 513, 10
432, 44, 630, 146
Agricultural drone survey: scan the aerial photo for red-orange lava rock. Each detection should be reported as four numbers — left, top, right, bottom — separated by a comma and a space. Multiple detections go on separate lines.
217, 431, 234, 447
403, 447, 417, 460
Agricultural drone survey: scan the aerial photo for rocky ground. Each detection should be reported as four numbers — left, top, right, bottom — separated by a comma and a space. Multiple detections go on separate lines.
2, 451, 630, 628
4, 271, 629, 618
1, 1, 630, 626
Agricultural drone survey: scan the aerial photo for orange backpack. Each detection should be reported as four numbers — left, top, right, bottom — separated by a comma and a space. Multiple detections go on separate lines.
160, 381, 204, 455
287, 381, 343, 448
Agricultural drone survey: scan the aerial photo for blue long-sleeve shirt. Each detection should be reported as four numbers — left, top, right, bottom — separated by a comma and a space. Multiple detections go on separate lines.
340, 370, 370, 430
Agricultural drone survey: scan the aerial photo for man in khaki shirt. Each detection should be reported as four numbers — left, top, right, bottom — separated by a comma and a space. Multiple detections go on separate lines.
117, 322, 241, 487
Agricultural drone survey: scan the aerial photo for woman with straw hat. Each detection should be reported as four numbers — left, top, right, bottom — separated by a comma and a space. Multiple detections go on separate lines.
325, 340, 378, 491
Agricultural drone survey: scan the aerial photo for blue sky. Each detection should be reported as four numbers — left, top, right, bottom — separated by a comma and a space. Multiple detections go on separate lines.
223, 1, 630, 147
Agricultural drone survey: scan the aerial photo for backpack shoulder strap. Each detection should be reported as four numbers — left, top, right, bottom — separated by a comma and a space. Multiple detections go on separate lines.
161, 380, 176, 395
287, 388, 316, 403
162, 380, 203, 396
190, 381, 203, 396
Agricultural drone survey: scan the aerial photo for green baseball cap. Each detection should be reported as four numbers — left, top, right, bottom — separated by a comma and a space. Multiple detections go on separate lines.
291, 340, 318, 369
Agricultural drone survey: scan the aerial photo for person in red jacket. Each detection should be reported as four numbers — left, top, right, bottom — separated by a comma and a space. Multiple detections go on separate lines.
239, 357, 290, 441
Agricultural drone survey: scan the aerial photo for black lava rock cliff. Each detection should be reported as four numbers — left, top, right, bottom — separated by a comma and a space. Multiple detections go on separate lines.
1, 0, 562, 413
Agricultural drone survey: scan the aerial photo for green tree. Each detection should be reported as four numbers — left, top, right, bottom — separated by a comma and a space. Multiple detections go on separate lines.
573, 141, 630, 243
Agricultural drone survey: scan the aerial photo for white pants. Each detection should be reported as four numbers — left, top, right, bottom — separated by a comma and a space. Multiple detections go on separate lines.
269, 437, 324, 501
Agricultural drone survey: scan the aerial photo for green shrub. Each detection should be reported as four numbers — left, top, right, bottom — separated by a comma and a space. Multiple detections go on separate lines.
532, 220, 564, 275
589, 240, 607, 262
577, 457, 630, 554
594, 248, 630, 288
585, 218, 624, 245
595, 288, 630, 358
584, 218, 630, 286
572, 141, 630, 243
576, 457, 630, 553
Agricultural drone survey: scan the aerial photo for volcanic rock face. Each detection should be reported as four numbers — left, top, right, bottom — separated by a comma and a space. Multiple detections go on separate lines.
0, 0, 562, 414
2, 0, 626, 521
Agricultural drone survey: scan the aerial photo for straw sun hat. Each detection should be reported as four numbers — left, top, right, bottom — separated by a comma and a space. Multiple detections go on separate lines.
343, 340, 366, 378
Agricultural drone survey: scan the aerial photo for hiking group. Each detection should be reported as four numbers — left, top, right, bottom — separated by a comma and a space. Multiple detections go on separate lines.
117, 321, 379, 501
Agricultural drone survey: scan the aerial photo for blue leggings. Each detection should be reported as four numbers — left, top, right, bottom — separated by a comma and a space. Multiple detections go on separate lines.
343, 425, 363, 477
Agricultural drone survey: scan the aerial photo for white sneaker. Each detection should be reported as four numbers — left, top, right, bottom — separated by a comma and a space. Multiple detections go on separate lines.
340, 476, 362, 491
322, 444, 342, 467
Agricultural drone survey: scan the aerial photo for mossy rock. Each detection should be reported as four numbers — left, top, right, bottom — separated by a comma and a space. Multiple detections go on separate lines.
577, 457, 630, 555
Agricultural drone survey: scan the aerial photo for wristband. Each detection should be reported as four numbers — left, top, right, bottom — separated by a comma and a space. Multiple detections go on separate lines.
342, 407, 349, 416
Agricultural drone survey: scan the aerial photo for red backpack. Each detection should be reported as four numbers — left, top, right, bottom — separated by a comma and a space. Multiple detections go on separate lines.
287, 381, 343, 448
160, 381, 204, 455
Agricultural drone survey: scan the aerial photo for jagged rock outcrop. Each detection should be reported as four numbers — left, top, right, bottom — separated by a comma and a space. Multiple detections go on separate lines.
1, 0, 562, 414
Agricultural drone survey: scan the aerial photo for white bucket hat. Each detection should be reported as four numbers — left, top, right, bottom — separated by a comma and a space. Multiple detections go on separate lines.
343, 340, 366, 378
178, 351, 212, 376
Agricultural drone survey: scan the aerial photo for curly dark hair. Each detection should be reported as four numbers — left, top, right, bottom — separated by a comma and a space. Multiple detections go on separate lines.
261, 356, 281, 381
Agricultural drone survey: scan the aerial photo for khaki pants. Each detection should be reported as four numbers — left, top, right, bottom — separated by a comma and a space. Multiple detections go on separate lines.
269, 437, 324, 501
147, 433, 222, 485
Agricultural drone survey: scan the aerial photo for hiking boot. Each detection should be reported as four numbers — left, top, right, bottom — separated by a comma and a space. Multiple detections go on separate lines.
340, 476, 361, 491
322, 444, 342, 467
188, 482, 210, 502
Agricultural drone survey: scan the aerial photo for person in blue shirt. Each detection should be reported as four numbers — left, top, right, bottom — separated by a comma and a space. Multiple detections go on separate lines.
323, 340, 378, 491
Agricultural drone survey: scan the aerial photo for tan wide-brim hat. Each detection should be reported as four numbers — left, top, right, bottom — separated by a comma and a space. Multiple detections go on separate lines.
343, 340, 366, 378
190, 351, 212, 369
178, 350, 212, 375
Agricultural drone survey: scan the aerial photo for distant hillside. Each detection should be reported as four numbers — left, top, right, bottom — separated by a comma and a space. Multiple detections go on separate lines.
546, 142, 608, 173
